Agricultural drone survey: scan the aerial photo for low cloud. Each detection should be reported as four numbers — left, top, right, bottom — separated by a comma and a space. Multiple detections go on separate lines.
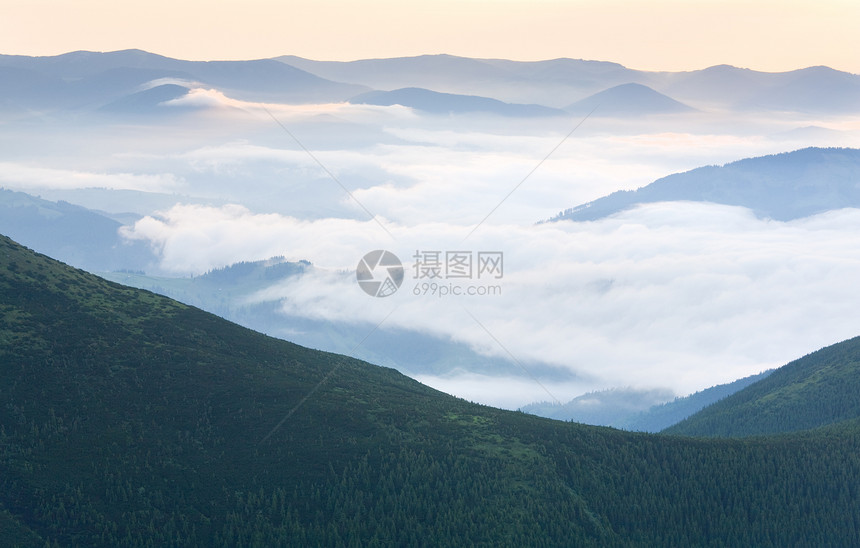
121, 200, 860, 402
10, 96, 860, 408
0, 162, 184, 192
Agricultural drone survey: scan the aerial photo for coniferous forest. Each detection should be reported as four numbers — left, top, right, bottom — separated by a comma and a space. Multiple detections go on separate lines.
3, 233, 860, 546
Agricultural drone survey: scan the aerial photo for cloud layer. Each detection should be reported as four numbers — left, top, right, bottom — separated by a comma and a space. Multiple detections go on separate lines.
121, 199, 860, 404
4, 96, 860, 408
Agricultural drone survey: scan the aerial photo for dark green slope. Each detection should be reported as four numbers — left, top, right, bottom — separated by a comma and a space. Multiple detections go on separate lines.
618, 369, 773, 432
665, 336, 860, 437
3, 234, 860, 547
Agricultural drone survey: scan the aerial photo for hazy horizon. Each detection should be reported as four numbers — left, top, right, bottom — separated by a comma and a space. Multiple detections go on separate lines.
2, 1, 859, 74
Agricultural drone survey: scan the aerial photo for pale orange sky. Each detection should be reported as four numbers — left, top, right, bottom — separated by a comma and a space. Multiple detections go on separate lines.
1, 0, 858, 73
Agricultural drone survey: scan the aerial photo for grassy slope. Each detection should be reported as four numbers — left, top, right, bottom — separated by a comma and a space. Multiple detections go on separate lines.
2, 234, 860, 546
665, 336, 860, 437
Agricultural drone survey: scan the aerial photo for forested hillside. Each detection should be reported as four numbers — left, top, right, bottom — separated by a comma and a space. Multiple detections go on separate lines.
2, 234, 860, 546
665, 336, 860, 437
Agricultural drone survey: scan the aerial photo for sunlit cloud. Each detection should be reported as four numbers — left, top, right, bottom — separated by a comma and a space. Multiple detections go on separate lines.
159, 87, 418, 124
0, 162, 184, 192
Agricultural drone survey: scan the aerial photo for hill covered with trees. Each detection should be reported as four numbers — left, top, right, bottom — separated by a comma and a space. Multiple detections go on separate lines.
665, 335, 860, 437
2, 234, 860, 546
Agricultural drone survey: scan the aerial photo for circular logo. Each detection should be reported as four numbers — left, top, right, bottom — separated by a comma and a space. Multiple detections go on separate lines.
356, 250, 404, 297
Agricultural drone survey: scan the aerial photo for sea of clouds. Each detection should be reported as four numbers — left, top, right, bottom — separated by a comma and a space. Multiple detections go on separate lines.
3, 95, 860, 408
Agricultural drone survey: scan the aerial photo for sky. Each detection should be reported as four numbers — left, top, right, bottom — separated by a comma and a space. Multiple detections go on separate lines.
2, 0, 859, 73
2, 0, 860, 409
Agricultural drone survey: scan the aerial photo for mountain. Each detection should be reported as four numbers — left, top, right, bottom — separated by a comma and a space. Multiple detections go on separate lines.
276, 55, 652, 108
522, 370, 773, 431
4, 233, 860, 545
275, 53, 527, 94
98, 83, 191, 114
349, 87, 567, 116
665, 336, 860, 437
0, 49, 368, 112
618, 370, 774, 432
549, 147, 860, 222
754, 66, 860, 113
480, 58, 644, 88
662, 64, 860, 113
0, 188, 157, 272
4, 51, 857, 116
565, 83, 693, 116
521, 387, 675, 425
276, 54, 860, 113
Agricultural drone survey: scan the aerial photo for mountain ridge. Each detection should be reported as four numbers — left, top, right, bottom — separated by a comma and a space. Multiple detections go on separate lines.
0, 188, 157, 272
522, 370, 773, 431
3, 50, 857, 115
349, 87, 567, 116
3, 233, 860, 545
275, 53, 860, 112
0, 49, 368, 111
548, 147, 860, 223
565, 82, 694, 116
664, 335, 860, 437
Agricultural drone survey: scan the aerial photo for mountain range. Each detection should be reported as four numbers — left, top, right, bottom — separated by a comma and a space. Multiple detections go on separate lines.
276, 53, 860, 113
549, 147, 860, 222
522, 369, 773, 432
349, 87, 567, 117
0, 188, 157, 272
3, 232, 860, 545
2, 50, 858, 120
0, 49, 368, 113
565, 82, 694, 116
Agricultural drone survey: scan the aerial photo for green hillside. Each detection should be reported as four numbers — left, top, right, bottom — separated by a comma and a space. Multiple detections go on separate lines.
618, 370, 773, 432
2, 233, 860, 546
664, 336, 860, 437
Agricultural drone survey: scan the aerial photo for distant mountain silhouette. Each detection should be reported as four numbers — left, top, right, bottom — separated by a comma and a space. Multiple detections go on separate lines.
277, 53, 525, 93
481, 57, 642, 87
99, 83, 190, 114
565, 83, 693, 116
753, 66, 860, 113
0, 49, 368, 112
521, 369, 772, 431
3, 50, 858, 115
349, 87, 567, 116
521, 387, 674, 425
278, 54, 860, 114
549, 147, 860, 222
0, 188, 157, 272
662, 64, 860, 112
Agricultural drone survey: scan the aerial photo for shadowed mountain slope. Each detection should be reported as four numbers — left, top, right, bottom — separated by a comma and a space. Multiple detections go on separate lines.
549, 147, 860, 223
665, 336, 860, 437
2, 233, 860, 546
